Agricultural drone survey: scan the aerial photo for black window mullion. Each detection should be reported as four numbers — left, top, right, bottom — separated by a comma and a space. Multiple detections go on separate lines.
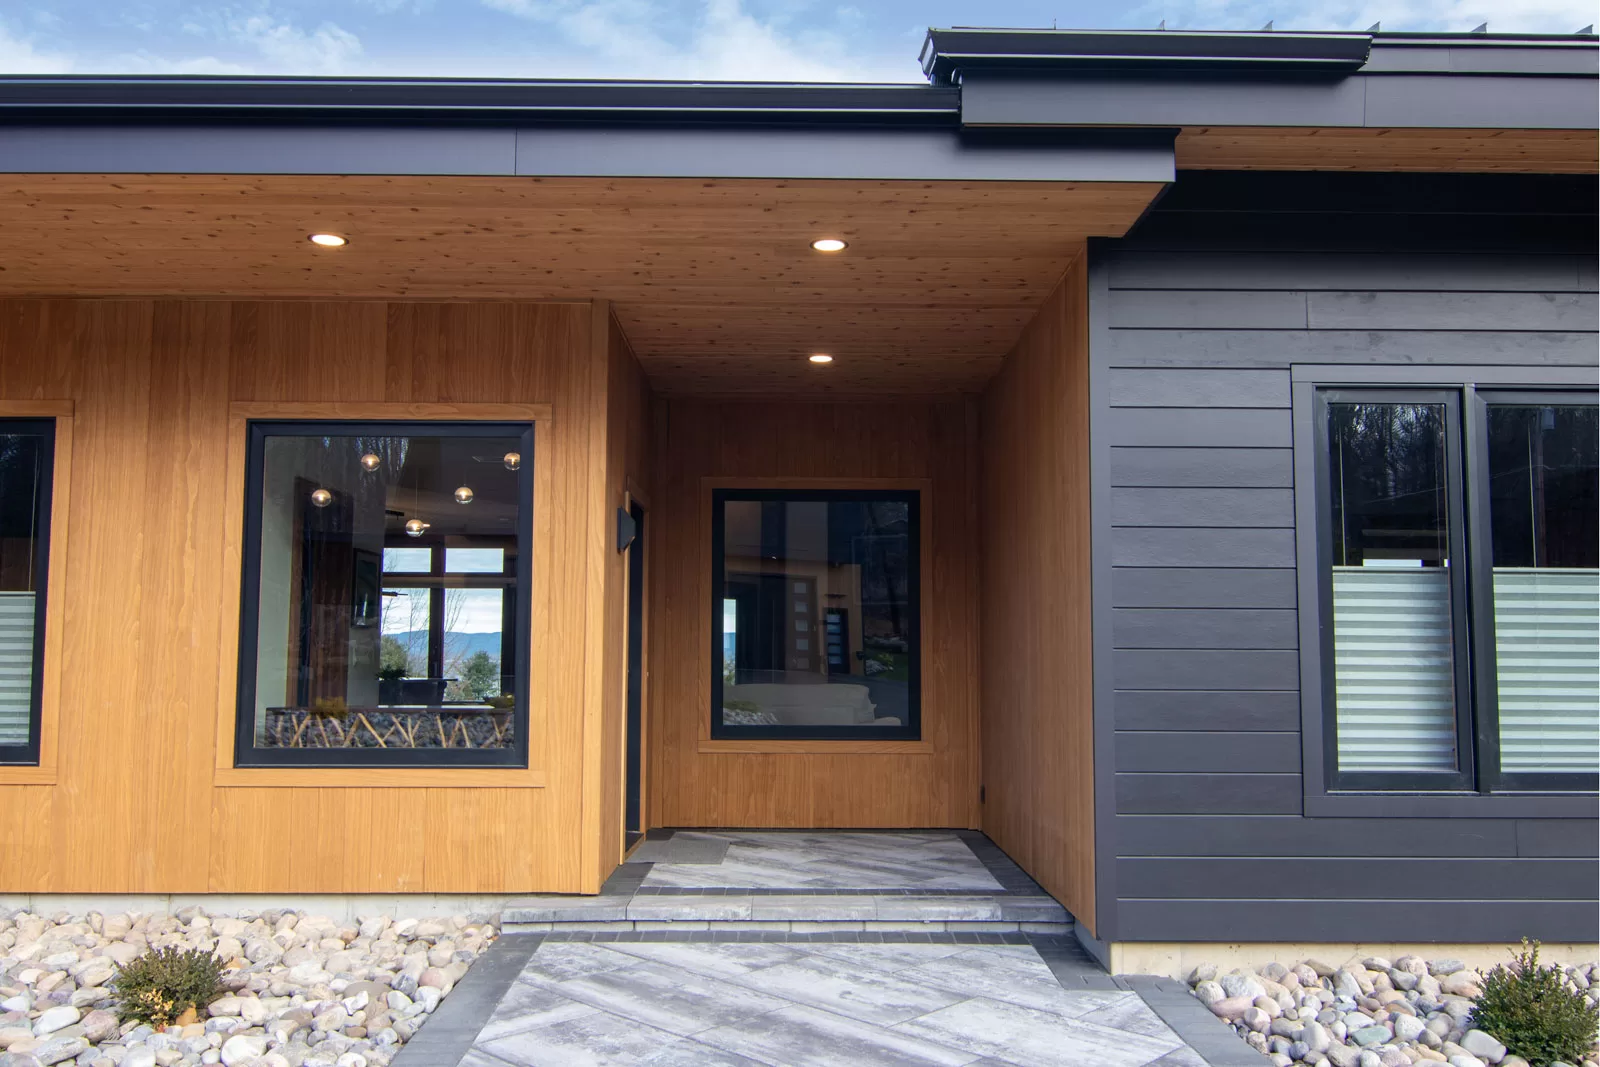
1441, 391, 1477, 791
0, 420, 55, 767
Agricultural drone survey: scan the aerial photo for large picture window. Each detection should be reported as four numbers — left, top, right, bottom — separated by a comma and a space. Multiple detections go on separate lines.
235, 422, 533, 767
0, 421, 55, 766
711, 488, 920, 741
1316, 388, 1597, 792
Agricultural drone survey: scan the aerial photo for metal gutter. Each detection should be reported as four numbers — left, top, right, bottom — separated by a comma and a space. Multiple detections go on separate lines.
921, 29, 1373, 84
922, 27, 1598, 84
0, 76, 958, 127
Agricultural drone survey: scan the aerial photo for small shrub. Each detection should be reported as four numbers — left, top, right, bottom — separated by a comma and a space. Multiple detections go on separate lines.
1470, 939, 1598, 1067
108, 946, 226, 1028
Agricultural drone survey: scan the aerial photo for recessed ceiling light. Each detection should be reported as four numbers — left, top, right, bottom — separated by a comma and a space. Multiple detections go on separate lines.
810, 238, 847, 253
808, 353, 834, 364
308, 233, 348, 247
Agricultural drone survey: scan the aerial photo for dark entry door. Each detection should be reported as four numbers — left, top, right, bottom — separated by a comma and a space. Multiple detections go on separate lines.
624, 499, 646, 847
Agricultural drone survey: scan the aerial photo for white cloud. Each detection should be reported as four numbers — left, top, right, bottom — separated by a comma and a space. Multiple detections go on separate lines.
480, 0, 917, 81
0, 19, 73, 73
118, 8, 366, 75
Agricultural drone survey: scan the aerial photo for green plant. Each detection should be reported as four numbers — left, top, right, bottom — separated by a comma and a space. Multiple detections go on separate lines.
1470, 940, 1598, 1067
379, 636, 410, 680
108, 946, 227, 1028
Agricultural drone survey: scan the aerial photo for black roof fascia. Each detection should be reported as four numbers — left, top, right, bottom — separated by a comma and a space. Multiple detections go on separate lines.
0, 76, 958, 127
921, 28, 1373, 84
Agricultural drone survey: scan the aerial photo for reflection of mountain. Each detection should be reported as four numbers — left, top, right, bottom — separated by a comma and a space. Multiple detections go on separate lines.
387, 630, 502, 664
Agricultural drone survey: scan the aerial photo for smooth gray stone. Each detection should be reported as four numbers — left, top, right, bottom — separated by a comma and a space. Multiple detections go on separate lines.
726, 954, 965, 1026
896, 995, 1186, 1067
694, 1003, 978, 1067
547, 960, 789, 1036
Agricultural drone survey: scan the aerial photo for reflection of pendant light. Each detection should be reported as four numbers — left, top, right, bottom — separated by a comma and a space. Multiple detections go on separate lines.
310, 488, 333, 508
454, 486, 474, 504
360, 453, 382, 472
503, 452, 521, 471
404, 518, 430, 537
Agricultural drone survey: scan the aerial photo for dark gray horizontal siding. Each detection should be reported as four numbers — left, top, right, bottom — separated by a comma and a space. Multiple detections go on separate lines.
1116, 773, 1301, 815
1093, 235, 1599, 946
1112, 568, 1297, 608
1107, 252, 1597, 293
1111, 487, 1294, 528
1105, 408, 1292, 447
1115, 691, 1302, 732
1114, 650, 1300, 690
1108, 290, 1599, 331
1110, 528, 1296, 568
1104, 328, 1598, 367
1115, 815, 1520, 857
1121, 857, 1599, 900
1110, 448, 1293, 487
1116, 899, 1599, 944
1108, 367, 1290, 407
1112, 609, 1298, 649
1515, 819, 1600, 858
1115, 731, 1300, 773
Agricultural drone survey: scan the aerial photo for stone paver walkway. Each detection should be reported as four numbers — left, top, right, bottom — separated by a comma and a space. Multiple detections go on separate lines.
458, 938, 1208, 1067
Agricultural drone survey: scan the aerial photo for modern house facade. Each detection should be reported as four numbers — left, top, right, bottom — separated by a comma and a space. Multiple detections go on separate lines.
0, 27, 1595, 972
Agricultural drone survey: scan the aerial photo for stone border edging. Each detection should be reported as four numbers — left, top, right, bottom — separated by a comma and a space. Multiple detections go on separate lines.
388, 933, 543, 1067
1121, 975, 1276, 1067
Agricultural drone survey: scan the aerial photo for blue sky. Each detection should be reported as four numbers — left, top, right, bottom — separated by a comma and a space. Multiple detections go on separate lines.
2, 0, 1593, 79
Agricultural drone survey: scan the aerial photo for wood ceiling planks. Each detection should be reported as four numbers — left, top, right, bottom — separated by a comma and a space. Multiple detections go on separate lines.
0, 174, 1161, 395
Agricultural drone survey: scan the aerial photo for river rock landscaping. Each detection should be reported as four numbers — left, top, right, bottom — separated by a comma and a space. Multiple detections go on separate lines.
1187, 954, 1599, 1067
0, 908, 495, 1067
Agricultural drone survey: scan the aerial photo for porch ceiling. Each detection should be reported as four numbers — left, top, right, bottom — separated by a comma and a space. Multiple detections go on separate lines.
0, 173, 1161, 395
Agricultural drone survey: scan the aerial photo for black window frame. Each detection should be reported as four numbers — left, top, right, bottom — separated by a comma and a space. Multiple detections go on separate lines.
234, 419, 535, 769
709, 487, 922, 742
1468, 388, 1600, 794
1312, 385, 1599, 795
0, 419, 56, 767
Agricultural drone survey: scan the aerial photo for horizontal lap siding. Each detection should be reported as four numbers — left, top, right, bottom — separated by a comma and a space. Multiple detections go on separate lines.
1098, 243, 1600, 944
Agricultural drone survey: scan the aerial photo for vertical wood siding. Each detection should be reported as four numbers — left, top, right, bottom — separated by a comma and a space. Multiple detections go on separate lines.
0, 298, 613, 895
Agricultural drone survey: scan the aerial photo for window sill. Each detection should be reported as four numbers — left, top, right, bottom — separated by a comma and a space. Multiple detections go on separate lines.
0, 765, 56, 786
1305, 791, 1598, 819
698, 739, 933, 755
214, 766, 547, 788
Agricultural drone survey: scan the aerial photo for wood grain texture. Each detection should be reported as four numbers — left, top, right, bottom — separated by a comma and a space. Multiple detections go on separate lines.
649, 400, 981, 829
0, 174, 1161, 397
0, 297, 602, 894
0, 402, 73, 786
978, 254, 1097, 934
593, 308, 653, 883
1177, 126, 1600, 173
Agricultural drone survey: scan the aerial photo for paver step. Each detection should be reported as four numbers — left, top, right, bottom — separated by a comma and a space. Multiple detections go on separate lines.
500, 891, 1072, 935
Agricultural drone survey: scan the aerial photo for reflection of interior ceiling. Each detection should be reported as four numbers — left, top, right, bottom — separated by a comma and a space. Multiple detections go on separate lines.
0, 174, 1163, 395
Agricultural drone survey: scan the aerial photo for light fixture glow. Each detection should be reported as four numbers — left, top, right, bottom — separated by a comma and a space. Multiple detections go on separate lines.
810, 238, 847, 253
503, 452, 522, 471
308, 233, 348, 248
404, 518, 430, 538
808, 353, 834, 364
454, 485, 475, 504
310, 487, 333, 508
359, 453, 382, 472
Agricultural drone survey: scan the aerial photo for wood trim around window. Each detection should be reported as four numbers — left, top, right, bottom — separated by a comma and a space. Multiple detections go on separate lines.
213, 402, 552, 788
0, 401, 73, 786
698, 476, 934, 750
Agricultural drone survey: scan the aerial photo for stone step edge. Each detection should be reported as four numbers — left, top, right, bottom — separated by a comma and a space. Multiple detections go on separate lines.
501, 919, 1074, 934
